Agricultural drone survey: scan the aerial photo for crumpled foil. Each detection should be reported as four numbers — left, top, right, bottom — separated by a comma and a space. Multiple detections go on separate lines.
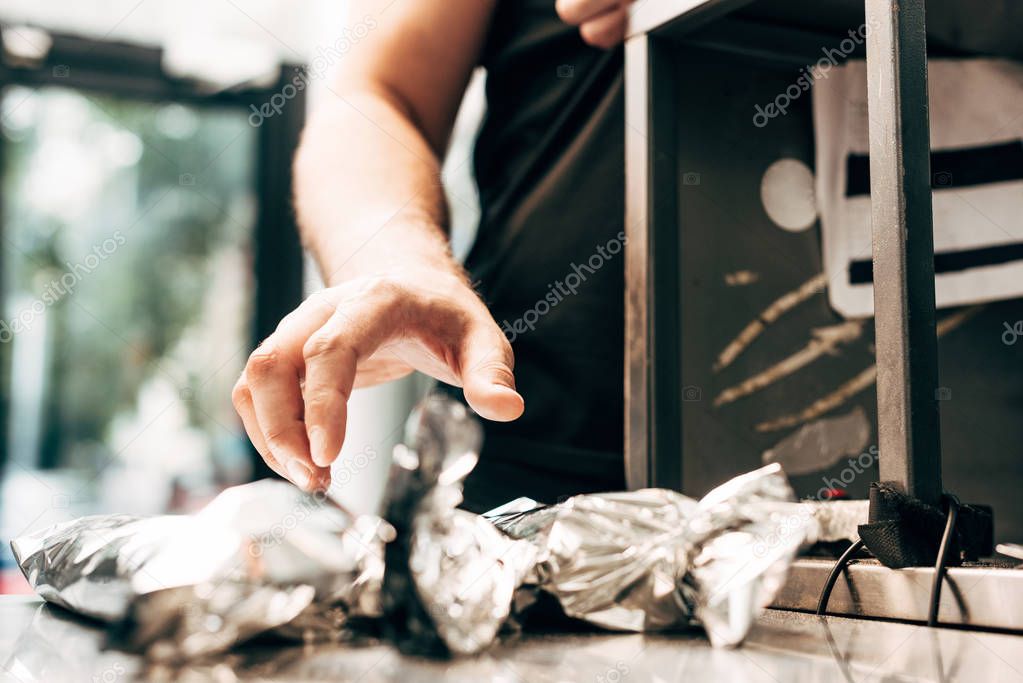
12, 469, 389, 661
803, 499, 869, 543
12, 395, 822, 659
487, 465, 817, 648
374, 400, 539, 657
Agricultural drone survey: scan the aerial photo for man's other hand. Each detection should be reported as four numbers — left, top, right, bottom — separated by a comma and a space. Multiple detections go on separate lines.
556, 0, 634, 49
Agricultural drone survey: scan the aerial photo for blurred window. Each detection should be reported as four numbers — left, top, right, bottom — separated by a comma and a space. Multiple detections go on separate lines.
1, 86, 257, 511
0, 33, 304, 583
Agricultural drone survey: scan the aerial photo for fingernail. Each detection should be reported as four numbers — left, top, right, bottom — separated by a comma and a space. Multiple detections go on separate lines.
286, 459, 312, 490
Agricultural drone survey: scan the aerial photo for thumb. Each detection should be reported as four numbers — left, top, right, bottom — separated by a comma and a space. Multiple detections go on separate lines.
459, 325, 524, 422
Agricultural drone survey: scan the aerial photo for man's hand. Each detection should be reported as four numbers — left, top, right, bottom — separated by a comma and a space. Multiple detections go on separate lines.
253, 0, 510, 493
556, 0, 634, 49
232, 270, 523, 492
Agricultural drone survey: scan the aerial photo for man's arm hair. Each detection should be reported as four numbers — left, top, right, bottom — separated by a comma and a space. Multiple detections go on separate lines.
294, 0, 496, 285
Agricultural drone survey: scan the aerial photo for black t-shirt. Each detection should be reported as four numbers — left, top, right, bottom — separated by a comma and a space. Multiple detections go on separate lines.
447, 0, 627, 512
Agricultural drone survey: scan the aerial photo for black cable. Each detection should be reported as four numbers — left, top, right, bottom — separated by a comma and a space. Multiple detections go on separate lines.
816, 538, 865, 616
927, 494, 961, 627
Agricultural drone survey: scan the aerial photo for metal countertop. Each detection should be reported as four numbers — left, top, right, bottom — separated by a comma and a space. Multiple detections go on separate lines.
1, 596, 1021, 682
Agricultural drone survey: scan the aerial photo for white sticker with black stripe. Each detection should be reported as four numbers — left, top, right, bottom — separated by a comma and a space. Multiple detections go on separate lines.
813, 58, 1023, 318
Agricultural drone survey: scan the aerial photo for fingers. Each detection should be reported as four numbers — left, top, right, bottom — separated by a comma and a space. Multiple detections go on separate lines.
238, 295, 335, 491
231, 378, 287, 480
302, 287, 398, 468
234, 274, 526, 487
246, 344, 324, 490
578, 5, 629, 48
458, 323, 524, 422
556, 0, 631, 49
555, 0, 620, 25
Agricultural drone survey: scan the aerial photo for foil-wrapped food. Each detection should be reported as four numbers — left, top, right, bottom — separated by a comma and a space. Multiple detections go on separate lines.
11, 396, 827, 660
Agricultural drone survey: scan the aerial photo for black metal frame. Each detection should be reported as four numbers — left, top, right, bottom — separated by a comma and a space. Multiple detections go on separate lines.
624, 0, 945, 499
863, 0, 942, 505
0, 28, 306, 478
625, 0, 1021, 631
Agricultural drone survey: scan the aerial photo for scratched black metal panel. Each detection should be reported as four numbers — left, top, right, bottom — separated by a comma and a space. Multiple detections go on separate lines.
737, 0, 1023, 61
668, 44, 879, 501
661, 43, 1023, 542
937, 301, 1023, 545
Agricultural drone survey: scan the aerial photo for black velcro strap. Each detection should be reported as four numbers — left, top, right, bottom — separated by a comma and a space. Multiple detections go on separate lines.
857, 483, 993, 569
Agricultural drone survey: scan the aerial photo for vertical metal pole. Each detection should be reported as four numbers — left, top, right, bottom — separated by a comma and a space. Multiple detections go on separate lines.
865, 0, 942, 505
624, 35, 653, 490
624, 35, 681, 491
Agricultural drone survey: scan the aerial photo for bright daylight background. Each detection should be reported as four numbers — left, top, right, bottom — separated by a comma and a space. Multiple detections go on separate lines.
0, 0, 485, 591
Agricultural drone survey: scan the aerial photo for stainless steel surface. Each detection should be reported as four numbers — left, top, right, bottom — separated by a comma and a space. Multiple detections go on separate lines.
865, 0, 943, 505
775, 558, 1023, 630
2, 595, 1021, 682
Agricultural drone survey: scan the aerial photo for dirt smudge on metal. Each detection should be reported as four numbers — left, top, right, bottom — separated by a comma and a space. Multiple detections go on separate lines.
762, 406, 871, 476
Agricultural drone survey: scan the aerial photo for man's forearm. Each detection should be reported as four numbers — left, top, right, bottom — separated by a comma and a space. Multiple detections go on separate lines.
235, 0, 521, 490
294, 90, 462, 287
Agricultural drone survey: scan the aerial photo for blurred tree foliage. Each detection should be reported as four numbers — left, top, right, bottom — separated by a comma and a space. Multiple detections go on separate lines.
1, 86, 256, 470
